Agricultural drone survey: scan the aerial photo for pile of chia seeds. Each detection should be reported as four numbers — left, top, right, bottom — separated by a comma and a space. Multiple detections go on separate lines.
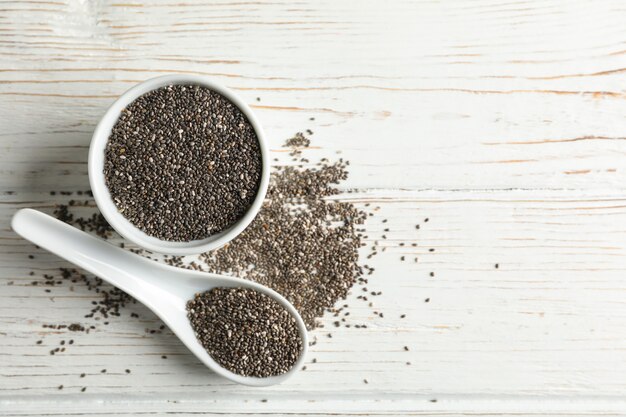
104, 84, 262, 242
197, 140, 367, 329
187, 287, 302, 377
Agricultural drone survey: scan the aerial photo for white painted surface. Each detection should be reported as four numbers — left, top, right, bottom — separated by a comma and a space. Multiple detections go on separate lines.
1, 0, 626, 415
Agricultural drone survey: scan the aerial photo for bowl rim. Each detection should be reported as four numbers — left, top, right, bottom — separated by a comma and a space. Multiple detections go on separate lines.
88, 74, 269, 255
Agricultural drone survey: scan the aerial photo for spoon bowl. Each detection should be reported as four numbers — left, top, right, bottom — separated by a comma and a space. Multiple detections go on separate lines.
11, 208, 308, 386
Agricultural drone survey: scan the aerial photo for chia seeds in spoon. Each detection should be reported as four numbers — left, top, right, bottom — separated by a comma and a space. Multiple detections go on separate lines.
104, 84, 262, 242
186, 287, 302, 377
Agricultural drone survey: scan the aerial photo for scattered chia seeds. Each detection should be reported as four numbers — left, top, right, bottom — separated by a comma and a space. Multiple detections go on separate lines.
186, 287, 302, 377
284, 132, 310, 149
104, 84, 262, 242
197, 136, 367, 329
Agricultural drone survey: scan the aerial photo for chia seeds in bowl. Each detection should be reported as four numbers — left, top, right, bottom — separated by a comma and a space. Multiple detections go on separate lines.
89, 75, 269, 255
102, 83, 263, 243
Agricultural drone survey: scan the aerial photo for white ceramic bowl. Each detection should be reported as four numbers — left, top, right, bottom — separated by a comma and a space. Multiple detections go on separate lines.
88, 75, 269, 255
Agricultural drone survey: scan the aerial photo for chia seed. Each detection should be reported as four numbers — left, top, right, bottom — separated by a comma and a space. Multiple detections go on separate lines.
187, 287, 302, 378
104, 84, 262, 242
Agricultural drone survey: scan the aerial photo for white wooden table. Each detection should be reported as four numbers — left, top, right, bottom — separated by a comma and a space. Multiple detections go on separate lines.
2, 1, 626, 415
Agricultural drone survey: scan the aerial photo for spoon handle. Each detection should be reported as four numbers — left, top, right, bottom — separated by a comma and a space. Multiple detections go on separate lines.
11, 208, 163, 306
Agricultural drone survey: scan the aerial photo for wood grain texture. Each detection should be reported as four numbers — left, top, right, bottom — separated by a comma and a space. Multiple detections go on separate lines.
1, 0, 626, 415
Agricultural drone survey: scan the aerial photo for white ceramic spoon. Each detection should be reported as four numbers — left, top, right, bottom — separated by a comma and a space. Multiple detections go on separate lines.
11, 208, 308, 387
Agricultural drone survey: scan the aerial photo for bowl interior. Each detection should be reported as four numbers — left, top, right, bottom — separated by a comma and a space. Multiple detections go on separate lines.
88, 75, 269, 255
